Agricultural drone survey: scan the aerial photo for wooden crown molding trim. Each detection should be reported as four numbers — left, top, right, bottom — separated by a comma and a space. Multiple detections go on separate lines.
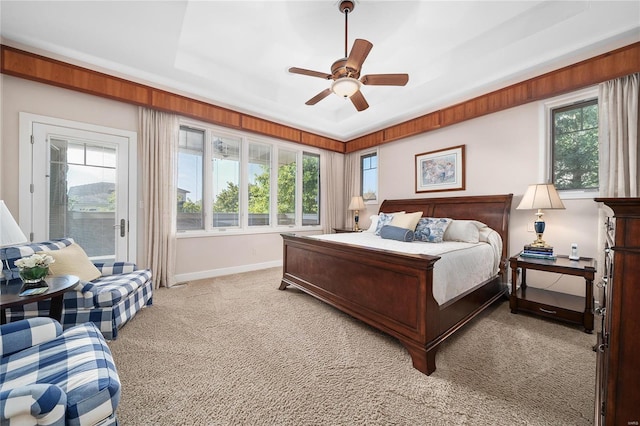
2, 42, 639, 155
1, 45, 151, 106
345, 42, 640, 153
0, 45, 344, 153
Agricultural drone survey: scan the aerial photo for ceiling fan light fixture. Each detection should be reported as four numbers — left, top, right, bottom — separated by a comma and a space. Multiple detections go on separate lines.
331, 77, 361, 98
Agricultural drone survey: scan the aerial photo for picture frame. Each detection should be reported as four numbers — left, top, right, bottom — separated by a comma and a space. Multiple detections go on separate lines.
415, 145, 465, 193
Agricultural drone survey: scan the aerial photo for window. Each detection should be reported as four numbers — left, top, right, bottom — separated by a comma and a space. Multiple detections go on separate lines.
551, 99, 599, 191
277, 149, 296, 226
248, 142, 271, 227
211, 135, 240, 228
302, 153, 320, 226
360, 151, 378, 202
176, 123, 321, 233
177, 127, 204, 230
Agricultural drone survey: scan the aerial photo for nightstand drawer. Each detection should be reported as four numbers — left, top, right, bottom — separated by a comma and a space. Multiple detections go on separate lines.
515, 288, 584, 324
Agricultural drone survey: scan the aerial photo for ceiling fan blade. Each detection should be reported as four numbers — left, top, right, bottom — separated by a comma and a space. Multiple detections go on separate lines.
350, 90, 369, 111
305, 88, 333, 105
361, 74, 409, 86
289, 67, 332, 80
346, 39, 373, 72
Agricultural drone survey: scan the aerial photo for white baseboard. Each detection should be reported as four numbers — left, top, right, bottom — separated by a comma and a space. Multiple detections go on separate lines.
173, 260, 283, 284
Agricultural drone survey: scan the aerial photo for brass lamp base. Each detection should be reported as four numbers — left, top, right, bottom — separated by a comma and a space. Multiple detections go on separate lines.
529, 237, 549, 248
530, 210, 550, 247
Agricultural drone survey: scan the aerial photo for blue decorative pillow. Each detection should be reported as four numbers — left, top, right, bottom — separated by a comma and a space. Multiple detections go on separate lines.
380, 225, 415, 242
414, 217, 453, 243
374, 212, 395, 235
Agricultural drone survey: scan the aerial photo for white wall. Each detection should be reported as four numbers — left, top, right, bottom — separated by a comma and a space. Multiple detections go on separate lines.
0, 75, 303, 280
356, 103, 600, 296
1, 77, 139, 205
0, 75, 143, 260
1, 74, 601, 293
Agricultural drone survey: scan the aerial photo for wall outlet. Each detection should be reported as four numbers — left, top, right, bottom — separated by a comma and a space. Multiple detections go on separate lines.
527, 222, 535, 233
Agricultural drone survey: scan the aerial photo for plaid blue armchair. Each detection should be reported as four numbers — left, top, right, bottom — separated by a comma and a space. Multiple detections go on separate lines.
1, 238, 153, 339
0, 317, 120, 425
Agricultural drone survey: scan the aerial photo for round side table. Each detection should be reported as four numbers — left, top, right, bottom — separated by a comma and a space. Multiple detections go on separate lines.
1, 274, 79, 324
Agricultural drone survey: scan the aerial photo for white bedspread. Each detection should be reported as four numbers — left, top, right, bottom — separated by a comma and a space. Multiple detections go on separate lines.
310, 230, 502, 305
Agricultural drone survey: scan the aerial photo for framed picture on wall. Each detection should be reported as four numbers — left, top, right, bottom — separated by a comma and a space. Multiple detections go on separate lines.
415, 145, 465, 193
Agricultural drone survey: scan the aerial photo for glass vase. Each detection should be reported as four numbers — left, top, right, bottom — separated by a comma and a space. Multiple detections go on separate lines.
19, 266, 49, 284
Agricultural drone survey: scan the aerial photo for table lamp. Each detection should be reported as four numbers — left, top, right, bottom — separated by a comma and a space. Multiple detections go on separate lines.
348, 196, 366, 231
1, 200, 28, 280
516, 183, 565, 247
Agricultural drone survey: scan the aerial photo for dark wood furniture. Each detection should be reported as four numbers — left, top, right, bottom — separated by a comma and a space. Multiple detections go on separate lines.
509, 255, 596, 333
332, 228, 361, 233
279, 194, 512, 375
0, 275, 79, 324
594, 198, 640, 426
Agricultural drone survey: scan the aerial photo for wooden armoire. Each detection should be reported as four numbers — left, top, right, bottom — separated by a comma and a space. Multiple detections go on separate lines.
593, 198, 640, 425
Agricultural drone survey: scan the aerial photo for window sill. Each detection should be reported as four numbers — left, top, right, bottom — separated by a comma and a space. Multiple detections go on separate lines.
176, 226, 323, 239
558, 189, 600, 200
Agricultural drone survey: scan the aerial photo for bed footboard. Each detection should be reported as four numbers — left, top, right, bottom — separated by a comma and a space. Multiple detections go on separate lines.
279, 194, 512, 375
280, 232, 445, 374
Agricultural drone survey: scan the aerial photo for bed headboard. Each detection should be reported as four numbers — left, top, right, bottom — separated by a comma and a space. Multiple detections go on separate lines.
379, 194, 513, 274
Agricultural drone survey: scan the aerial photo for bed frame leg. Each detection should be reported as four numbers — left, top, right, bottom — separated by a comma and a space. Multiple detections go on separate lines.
404, 344, 437, 376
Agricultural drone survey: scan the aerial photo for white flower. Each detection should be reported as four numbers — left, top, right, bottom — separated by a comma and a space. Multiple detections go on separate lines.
15, 253, 55, 269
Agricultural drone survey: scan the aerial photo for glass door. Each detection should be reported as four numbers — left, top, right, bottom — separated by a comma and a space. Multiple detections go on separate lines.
30, 122, 131, 261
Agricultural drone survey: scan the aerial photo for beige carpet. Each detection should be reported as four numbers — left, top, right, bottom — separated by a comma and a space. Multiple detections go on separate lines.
108, 267, 596, 425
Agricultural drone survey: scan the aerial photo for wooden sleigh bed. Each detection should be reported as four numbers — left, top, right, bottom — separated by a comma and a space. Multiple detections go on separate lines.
279, 194, 513, 375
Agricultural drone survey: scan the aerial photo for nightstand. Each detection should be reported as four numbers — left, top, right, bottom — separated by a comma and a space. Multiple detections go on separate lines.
332, 228, 361, 233
509, 254, 596, 333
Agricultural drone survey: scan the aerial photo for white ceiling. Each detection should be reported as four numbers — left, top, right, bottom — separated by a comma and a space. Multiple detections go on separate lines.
1, 1, 638, 141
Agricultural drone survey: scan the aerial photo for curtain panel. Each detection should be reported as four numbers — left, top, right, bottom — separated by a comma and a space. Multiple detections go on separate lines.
598, 73, 640, 197
320, 150, 345, 233
139, 108, 179, 288
343, 152, 361, 228
596, 73, 639, 302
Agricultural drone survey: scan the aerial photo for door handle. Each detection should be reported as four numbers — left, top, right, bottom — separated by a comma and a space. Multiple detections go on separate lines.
113, 219, 126, 237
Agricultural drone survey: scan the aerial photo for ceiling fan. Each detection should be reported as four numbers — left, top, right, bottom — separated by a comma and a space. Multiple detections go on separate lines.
289, 0, 409, 112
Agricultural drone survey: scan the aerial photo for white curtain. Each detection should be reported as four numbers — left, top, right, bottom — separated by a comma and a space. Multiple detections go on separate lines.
139, 107, 179, 288
596, 73, 639, 303
598, 73, 640, 197
320, 150, 345, 233
343, 152, 360, 227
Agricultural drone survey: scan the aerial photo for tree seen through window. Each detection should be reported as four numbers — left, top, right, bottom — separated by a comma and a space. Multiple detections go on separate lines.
552, 99, 599, 191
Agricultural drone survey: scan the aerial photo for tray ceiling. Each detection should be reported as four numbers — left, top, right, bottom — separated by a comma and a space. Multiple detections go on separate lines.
1, 1, 638, 141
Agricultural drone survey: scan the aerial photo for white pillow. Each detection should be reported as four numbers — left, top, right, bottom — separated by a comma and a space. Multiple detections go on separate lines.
470, 220, 488, 229
479, 226, 497, 243
443, 220, 480, 243
391, 211, 423, 231
366, 215, 379, 233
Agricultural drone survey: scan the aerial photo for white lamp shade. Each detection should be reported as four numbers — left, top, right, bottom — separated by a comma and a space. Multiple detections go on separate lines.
516, 183, 565, 210
331, 77, 361, 98
0, 200, 28, 247
348, 196, 366, 211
